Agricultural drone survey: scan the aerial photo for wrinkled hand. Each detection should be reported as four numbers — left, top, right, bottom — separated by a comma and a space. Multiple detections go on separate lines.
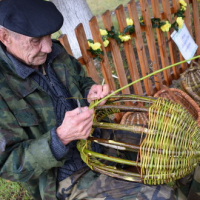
87, 84, 110, 105
56, 107, 94, 145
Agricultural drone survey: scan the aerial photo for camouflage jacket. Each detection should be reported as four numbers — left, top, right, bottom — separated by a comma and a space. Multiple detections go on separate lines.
0, 41, 95, 199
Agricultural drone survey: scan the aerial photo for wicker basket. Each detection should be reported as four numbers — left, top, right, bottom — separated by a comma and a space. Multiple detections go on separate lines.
154, 87, 200, 125
77, 94, 200, 185
120, 111, 148, 126
180, 61, 200, 106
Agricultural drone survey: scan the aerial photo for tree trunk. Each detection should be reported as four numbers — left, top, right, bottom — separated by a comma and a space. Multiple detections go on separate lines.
51, 0, 93, 58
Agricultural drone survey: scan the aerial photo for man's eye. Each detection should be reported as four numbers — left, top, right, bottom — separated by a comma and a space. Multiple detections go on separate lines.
31, 39, 40, 44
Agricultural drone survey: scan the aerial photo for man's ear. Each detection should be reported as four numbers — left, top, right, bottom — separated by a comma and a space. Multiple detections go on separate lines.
0, 28, 11, 46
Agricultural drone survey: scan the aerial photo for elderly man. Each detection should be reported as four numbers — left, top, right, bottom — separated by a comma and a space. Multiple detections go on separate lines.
0, 0, 176, 199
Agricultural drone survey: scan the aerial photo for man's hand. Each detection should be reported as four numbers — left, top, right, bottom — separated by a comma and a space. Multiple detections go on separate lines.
87, 84, 110, 105
56, 107, 94, 145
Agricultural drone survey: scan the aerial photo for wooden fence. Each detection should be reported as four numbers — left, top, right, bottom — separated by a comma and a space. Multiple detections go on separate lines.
58, 0, 200, 97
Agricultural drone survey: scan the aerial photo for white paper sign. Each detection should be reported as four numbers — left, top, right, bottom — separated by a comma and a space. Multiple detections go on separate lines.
171, 24, 198, 64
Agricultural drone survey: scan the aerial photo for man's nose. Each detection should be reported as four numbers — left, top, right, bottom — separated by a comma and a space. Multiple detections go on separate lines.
41, 35, 52, 53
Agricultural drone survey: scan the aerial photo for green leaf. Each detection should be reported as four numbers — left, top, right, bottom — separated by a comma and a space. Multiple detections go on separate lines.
88, 39, 94, 43
102, 35, 107, 41
114, 35, 122, 44
160, 21, 166, 26
123, 25, 135, 35
152, 24, 159, 28
174, 25, 179, 32
111, 26, 115, 32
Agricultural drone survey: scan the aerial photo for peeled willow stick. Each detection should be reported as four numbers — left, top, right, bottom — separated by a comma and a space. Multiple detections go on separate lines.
95, 105, 149, 112
88, 136, 140, 152
92, 121, 149, 134
89, 55, 200, 109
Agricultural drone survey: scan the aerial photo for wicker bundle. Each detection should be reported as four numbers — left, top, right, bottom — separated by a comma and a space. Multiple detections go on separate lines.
77, 95, 200, 185
181, 61, 200, 106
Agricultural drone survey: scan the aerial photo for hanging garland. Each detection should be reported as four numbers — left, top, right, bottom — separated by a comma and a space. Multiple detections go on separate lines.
87, 0, 188, 60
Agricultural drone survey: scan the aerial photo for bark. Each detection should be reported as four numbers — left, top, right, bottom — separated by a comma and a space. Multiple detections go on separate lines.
51, 0, 93, 58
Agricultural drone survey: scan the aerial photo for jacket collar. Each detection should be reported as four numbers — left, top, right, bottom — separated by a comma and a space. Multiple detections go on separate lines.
0, 41, 64, 100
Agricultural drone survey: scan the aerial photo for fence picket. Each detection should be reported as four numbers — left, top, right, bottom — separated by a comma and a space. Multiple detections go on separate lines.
127, 0, 153, 96
58, 34, 73, 56
89, 16, 116, 91
75, 24, 100, 84
102, 10, 130, 95
185, 0, 193, 36
173, 0, 187, 72
151, 0, 172, 86
192, 0, 200, 56
89, 16, 123, 122
161, 0, 180, 79
140, 0, 163, 92
115, 4, 143, 95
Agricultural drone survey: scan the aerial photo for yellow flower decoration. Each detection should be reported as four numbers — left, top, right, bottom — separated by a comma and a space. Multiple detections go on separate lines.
126, 18, 134, 26
119, 35, 131, 42
160, 21, 171, 32
180, 5, 186, 11
176, 17, 184, 29
88, 41, 92, 47
179, 0, 187, 7
100, 29, 108, 36
103, 40, 109, 47
90, 42, 102, 51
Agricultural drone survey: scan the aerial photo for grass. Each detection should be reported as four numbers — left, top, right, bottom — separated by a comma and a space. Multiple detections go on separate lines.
86, 0, 133, 16
86, 0, 138, 29
0, 178, 33, 200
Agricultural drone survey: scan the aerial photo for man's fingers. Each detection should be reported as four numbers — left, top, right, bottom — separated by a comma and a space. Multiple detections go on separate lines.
65, 107, 93, 116
63, 118, 93, 141
100, 84, 110, 98
88, 84, 110, 102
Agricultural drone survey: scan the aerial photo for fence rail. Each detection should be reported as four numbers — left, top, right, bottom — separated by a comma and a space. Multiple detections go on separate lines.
58, 0, 200, 96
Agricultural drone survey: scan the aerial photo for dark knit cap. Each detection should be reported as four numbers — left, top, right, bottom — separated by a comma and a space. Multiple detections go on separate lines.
0, 0, 63, 37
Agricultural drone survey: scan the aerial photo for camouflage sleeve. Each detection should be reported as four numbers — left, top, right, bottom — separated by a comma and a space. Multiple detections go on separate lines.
69, 54, 96, 98
0, 95, 65, 182
50, 127, 70, 160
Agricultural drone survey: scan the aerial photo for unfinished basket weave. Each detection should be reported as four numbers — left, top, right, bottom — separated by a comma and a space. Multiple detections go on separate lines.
181, 61, 200, 106
77, 95, 200, 185
154, 87, 200, 125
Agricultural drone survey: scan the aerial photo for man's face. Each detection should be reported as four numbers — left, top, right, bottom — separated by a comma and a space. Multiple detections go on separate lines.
7, 33, 52, 66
